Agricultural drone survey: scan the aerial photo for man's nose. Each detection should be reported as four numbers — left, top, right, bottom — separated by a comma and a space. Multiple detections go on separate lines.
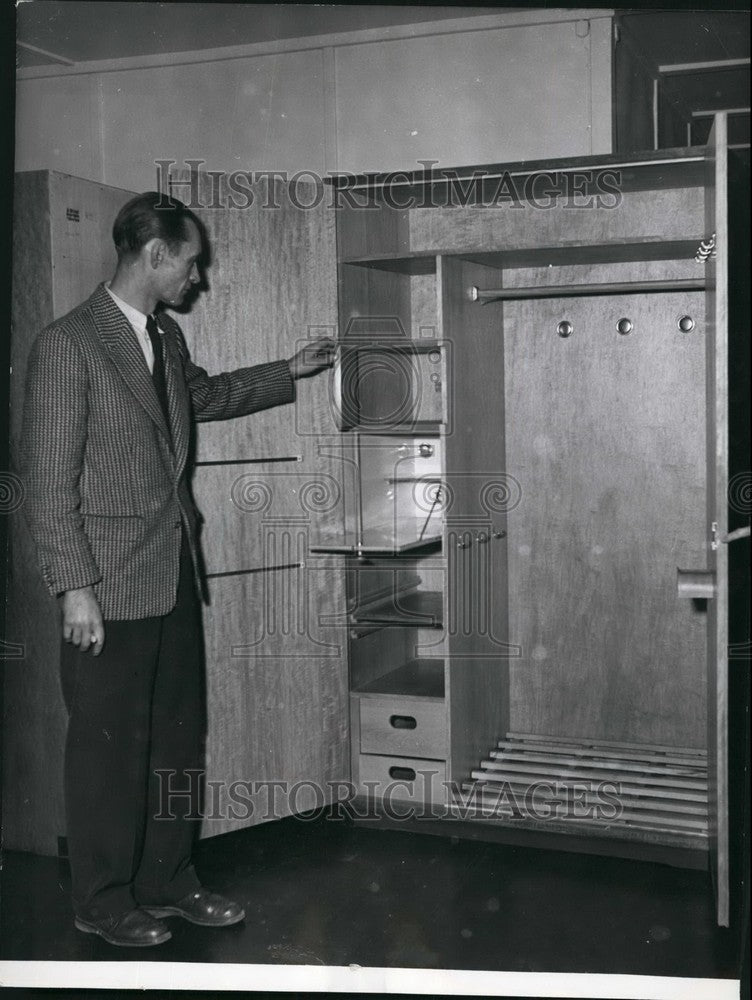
189, 264, 200, 283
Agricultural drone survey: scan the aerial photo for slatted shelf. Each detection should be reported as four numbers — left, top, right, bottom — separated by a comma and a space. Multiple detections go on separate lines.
462, 733, 708, 844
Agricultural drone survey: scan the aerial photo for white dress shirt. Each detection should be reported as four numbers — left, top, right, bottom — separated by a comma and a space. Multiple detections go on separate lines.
105, 283, 156, 374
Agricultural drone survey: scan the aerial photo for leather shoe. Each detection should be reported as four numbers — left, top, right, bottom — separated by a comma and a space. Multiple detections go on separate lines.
145, 888, 245, 927
74, 908, 171, 947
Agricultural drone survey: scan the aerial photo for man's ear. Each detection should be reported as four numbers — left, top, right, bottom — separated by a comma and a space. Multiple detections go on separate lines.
146, 238, 166, 270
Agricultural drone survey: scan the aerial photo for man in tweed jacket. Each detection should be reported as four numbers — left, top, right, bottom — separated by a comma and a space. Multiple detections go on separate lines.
21, 192, 332, 947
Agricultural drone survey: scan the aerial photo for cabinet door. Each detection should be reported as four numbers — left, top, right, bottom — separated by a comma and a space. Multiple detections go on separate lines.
704, 114, 731, 927
167, 170, 349, 836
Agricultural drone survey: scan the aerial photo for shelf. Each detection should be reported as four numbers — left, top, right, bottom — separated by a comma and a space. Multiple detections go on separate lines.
353, 590, 443, 628
310, 521, 442, 556
328, 147, 707, 198
349, 423, 443, 437
342, 238, 704, 275
354, 658, 445, 698
339, 338, 442, 354
342, 253, 437, 275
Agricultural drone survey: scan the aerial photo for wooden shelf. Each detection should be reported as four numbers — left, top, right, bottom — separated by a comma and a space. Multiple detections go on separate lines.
350, 422, 443, 437
310, 521, 442, 556
354, 658, 445, 698
328, 146, 707, 198
354, 590, 443, 628
342, 238, 703, 275
339, 338, 443, 353
342, 253, 437, 275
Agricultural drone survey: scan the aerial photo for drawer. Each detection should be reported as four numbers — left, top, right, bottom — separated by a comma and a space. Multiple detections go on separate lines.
356, 753, 447, 808
359, 696, 448, 758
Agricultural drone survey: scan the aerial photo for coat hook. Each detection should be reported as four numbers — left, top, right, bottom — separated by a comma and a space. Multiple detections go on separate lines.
616, 317, 633, 335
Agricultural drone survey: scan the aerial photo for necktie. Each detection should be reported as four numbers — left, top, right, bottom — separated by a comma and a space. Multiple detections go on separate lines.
145, 314, 172, 436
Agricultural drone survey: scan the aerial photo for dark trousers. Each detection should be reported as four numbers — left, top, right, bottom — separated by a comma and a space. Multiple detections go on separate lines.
60, 536, 205, 922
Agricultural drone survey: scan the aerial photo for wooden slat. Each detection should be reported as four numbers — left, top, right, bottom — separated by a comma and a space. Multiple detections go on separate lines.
487, 750, 706, 778
471, 775, 707, 804
458, 795, 708, 837
498, 739, 707, 766
505, 732, 707, 756
478, 759, 706, 790
461, 790, 707, 831
468, 731, 710, 843
468, 779, 707, 816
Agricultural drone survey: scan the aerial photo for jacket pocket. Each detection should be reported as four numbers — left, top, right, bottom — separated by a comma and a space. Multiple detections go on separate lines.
83, 513, 144, 543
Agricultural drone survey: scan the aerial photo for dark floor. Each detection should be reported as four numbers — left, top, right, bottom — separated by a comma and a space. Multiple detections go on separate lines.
0, 812, 742, 980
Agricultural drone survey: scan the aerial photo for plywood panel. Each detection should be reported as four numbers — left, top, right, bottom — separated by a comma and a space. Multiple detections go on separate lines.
3, 515, 66, 854
193, 461, 346, 575
9, 173, 54, 454
98, 49, 327, 191
504, 290, 707, 747
48, 172, 135, 316
200, 570, 348, 837
409, 188, 705, 256
439, 257, 510, 785
704, 115, 730, 926
169, 169, 340, 462
335, 21, 600, 173
162, 167, 349, 837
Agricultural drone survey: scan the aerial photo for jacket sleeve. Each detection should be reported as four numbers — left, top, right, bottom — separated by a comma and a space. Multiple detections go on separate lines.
173, 326, 296, 422
21, 326, 102, 596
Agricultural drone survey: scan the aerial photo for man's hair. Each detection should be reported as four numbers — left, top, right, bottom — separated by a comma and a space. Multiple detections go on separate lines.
112, 191, 199, 259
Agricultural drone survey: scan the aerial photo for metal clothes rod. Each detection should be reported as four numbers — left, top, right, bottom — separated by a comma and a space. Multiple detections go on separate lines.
469, 277, 706, 304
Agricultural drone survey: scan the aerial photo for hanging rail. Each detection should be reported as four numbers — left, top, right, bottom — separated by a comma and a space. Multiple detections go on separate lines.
469, 277, 706, 304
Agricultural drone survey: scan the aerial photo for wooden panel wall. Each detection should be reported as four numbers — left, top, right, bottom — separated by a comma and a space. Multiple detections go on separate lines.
504, 289, 707, 747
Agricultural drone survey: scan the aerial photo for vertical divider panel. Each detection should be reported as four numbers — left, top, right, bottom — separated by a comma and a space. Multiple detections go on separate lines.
704, 114, 730, 927
438, 256, 510, 789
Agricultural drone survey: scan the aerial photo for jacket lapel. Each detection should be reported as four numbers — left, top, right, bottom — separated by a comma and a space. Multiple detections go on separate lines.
88, 284, 173, 449
159, 314, 191, 479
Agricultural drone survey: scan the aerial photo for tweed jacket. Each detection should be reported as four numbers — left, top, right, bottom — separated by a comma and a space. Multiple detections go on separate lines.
21, 283, 295, 620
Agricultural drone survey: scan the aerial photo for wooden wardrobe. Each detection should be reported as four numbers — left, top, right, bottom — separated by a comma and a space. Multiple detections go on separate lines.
4, 116, 742, 929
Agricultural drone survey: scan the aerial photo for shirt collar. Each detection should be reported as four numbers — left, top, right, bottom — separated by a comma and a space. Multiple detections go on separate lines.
105, 282, 153, 334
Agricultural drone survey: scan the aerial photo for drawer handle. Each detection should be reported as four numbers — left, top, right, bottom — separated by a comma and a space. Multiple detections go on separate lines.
389, 766, 416, 782
389, 714, 417, 730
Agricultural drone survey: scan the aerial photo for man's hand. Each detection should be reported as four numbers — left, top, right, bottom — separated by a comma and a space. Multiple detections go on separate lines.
62, 586, 105, 655
287, 338, 336, 380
